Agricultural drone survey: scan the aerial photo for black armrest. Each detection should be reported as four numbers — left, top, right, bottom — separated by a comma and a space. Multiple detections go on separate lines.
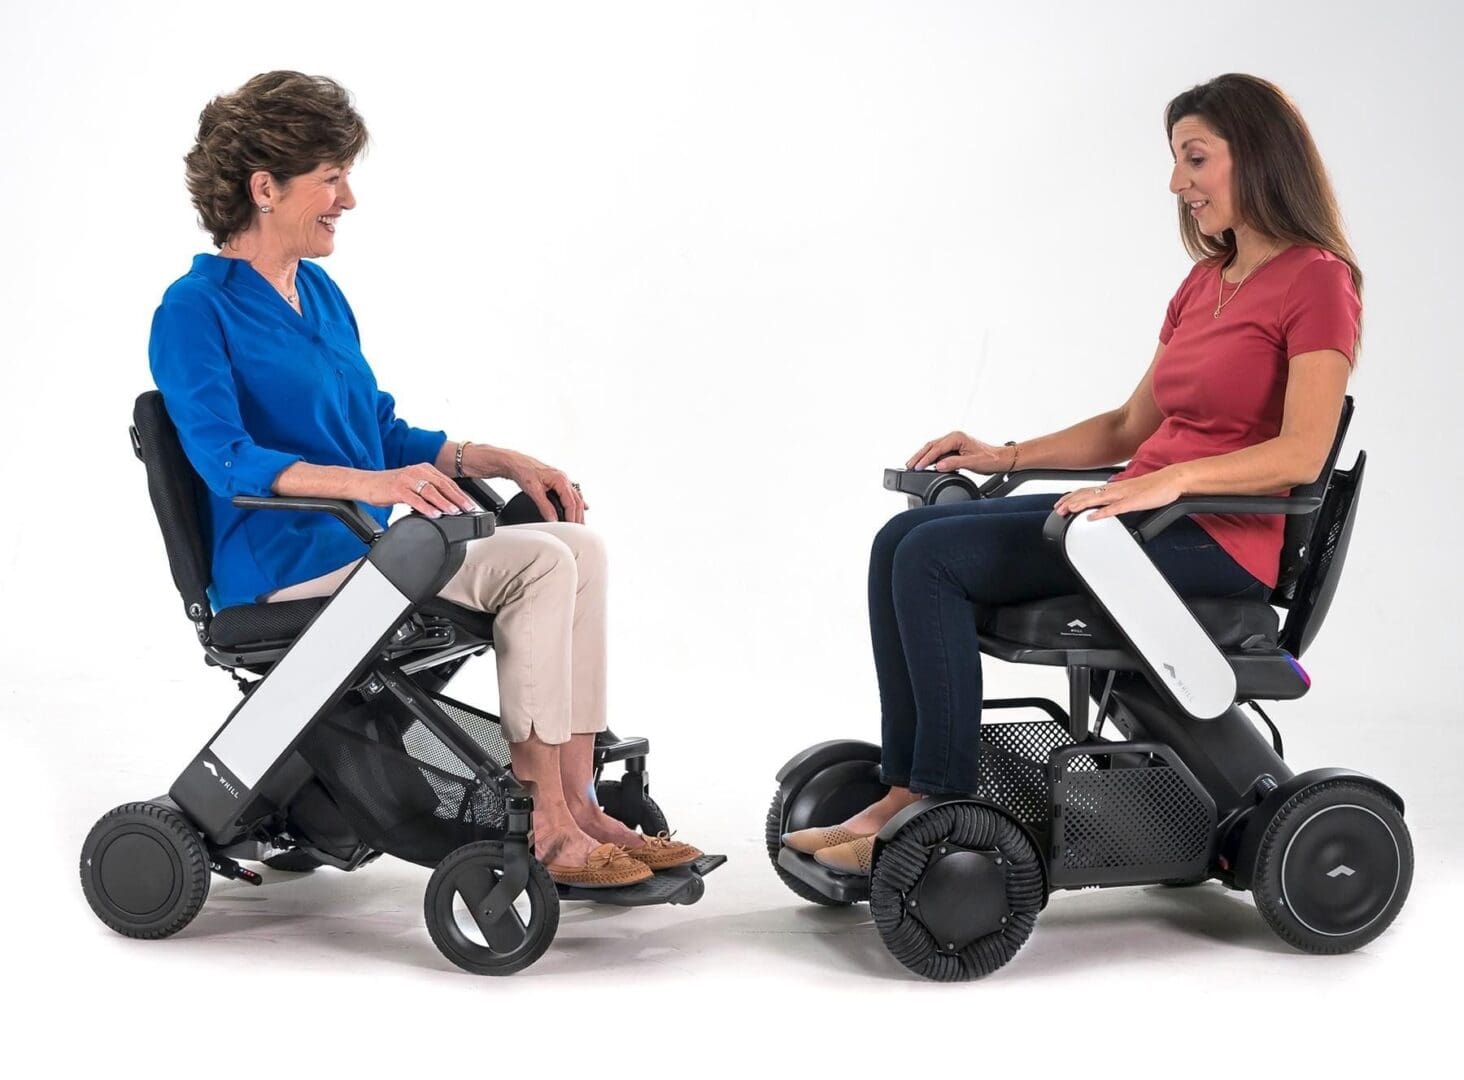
231, 495, 384, 544
453, 476, 508, 514
977, 467, 1125, 499
1132, 495, 1323, 542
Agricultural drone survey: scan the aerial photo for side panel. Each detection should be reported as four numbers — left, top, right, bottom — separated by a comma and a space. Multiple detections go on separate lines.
171, 562, 414, 841
1060, 513, 1237, 720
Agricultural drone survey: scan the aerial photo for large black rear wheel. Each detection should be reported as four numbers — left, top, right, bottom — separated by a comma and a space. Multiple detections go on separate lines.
80, 802, 211, 940
1251, 780, 1412, 954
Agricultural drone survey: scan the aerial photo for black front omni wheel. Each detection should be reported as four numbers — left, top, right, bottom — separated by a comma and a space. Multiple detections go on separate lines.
764, 790, 854, 907
80, 802, 211, 939
424, 841, 559, 976
1251, 780, 1413, 954
871, 802, 1043, 982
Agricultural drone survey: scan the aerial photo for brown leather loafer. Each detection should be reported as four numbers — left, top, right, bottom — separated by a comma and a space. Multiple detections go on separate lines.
624, 833, 703, 870
813, 836, 874, 876
781, 825, 869, 855
545, 843, 653, 888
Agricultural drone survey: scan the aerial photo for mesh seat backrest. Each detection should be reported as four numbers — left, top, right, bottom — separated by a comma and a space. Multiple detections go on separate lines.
1276, 450, 1365, 659
131, 391, 213, 623
1271, 395, 1354, 605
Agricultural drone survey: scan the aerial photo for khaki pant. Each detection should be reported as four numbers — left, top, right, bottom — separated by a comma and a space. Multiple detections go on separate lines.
267, 522, 607, 745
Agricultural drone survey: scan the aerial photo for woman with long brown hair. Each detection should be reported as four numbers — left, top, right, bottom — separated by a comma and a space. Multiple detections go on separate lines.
784, 73, 1362, 874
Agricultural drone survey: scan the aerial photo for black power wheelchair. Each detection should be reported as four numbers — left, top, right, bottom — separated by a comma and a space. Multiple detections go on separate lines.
768, 397, 1412, 981
80, 392, 723, 976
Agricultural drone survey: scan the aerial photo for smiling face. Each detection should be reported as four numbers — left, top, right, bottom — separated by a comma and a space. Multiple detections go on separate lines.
255, 161, 356, 259
1169, 115, 1235, 237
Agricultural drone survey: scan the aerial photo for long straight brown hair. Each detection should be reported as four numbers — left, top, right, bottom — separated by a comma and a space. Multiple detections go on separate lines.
1166, 74, 1362, 302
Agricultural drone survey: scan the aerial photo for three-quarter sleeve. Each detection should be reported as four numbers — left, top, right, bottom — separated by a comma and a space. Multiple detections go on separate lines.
328, 278, 447, 471
375, 389, 447, 471
1280, 257, 1361, 365
148, 289, 303, 497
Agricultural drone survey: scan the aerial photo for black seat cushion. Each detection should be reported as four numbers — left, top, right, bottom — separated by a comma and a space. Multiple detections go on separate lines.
980, 595, 1279, 652
209, 597, 495, 649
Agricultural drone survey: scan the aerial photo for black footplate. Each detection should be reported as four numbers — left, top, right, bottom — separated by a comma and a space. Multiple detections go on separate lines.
557, 854, 726, 906
777, 847, 870, 903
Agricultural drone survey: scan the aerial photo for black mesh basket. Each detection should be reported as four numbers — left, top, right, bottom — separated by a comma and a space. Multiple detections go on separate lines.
298, 689, 512, 868
1048, 743, 1215, 887
976, 719, 1095, 841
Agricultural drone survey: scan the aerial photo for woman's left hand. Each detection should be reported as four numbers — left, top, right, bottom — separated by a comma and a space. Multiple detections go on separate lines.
1053, 467, 1186, 521
501, 450, 586, 524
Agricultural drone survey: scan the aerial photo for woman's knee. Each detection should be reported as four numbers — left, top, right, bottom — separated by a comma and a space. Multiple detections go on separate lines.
872, 507, 932, 569
888, 521, 950, 595
562, 524, 607, 582
512, 522, 606, 578
461, 530, 578, 607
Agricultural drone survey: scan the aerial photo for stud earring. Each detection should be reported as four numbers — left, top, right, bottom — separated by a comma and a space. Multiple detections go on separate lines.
259, 205, 272, 213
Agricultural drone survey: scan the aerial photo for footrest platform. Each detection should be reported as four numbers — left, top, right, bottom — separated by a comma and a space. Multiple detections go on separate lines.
557, 853, 727, 906
777, 846, 870, 903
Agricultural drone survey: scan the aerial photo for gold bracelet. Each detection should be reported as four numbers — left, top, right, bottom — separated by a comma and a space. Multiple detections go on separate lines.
1004, 440, 1019, 473
455, 440, 473, 477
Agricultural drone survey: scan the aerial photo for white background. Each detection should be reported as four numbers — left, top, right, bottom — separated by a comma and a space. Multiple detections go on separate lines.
2, 0, 1461, 1072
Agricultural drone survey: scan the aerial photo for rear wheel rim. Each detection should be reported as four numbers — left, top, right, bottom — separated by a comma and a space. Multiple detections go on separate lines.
95, 827, 183, 919
1280, 804, 1400, 938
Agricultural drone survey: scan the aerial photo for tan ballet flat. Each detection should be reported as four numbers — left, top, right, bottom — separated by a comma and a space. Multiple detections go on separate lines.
781, 825, 869, 855
813, 836, 875, 876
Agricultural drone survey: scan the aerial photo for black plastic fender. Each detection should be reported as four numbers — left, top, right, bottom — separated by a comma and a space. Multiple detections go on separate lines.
775, 739, 880, 791
774, 740, 884, 836
875, 796, 1050, 907
1231, 767, 1405, 890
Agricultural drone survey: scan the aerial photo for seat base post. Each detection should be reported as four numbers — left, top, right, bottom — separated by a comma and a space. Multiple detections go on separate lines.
1067, 666, 1091, 741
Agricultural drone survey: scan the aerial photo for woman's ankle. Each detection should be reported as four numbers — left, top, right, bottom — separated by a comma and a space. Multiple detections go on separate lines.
565, 794, 643, 846
841, 787, 922, 832
534, 821, 599, 865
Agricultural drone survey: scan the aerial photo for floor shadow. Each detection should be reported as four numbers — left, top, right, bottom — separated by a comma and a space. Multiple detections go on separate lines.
165, 862, 1298, 983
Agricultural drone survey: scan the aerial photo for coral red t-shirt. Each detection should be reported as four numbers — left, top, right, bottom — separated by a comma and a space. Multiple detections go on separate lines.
1111, 245, 1361, 588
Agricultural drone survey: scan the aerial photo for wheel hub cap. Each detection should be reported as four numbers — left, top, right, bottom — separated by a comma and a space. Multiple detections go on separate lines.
1281, 804, 1400, 937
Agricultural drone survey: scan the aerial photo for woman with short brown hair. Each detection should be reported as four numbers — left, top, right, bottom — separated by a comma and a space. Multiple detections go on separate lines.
153, 71, 701, 887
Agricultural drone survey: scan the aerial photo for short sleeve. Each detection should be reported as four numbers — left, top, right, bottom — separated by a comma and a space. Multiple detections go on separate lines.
1280, 258, 1361, 366
149, 288, 303, 497
1160, 263, 1206, 344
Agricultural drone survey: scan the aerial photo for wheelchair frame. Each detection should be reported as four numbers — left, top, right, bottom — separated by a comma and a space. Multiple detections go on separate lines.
79, 392, 722, 977
769, 396, 1413, 978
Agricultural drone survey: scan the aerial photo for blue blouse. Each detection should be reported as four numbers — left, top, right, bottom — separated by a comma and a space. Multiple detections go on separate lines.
149, 254, 446, 611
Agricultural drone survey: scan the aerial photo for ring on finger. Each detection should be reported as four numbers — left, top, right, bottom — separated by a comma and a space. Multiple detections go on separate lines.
414, 479, 429, 494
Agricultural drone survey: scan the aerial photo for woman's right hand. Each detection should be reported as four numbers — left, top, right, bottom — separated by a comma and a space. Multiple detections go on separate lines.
906, 431, 1013, 474
358, 463, 480, 518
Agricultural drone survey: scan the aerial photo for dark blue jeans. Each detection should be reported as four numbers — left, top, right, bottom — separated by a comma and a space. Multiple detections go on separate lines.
870, 492, 1270, 795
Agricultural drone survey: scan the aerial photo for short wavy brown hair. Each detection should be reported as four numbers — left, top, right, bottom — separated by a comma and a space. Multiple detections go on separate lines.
184, 71, 369, 247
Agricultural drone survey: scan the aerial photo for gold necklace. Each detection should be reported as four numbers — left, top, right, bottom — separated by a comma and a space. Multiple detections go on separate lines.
1213, 239, 1281, 318
222, 243, 298, 305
